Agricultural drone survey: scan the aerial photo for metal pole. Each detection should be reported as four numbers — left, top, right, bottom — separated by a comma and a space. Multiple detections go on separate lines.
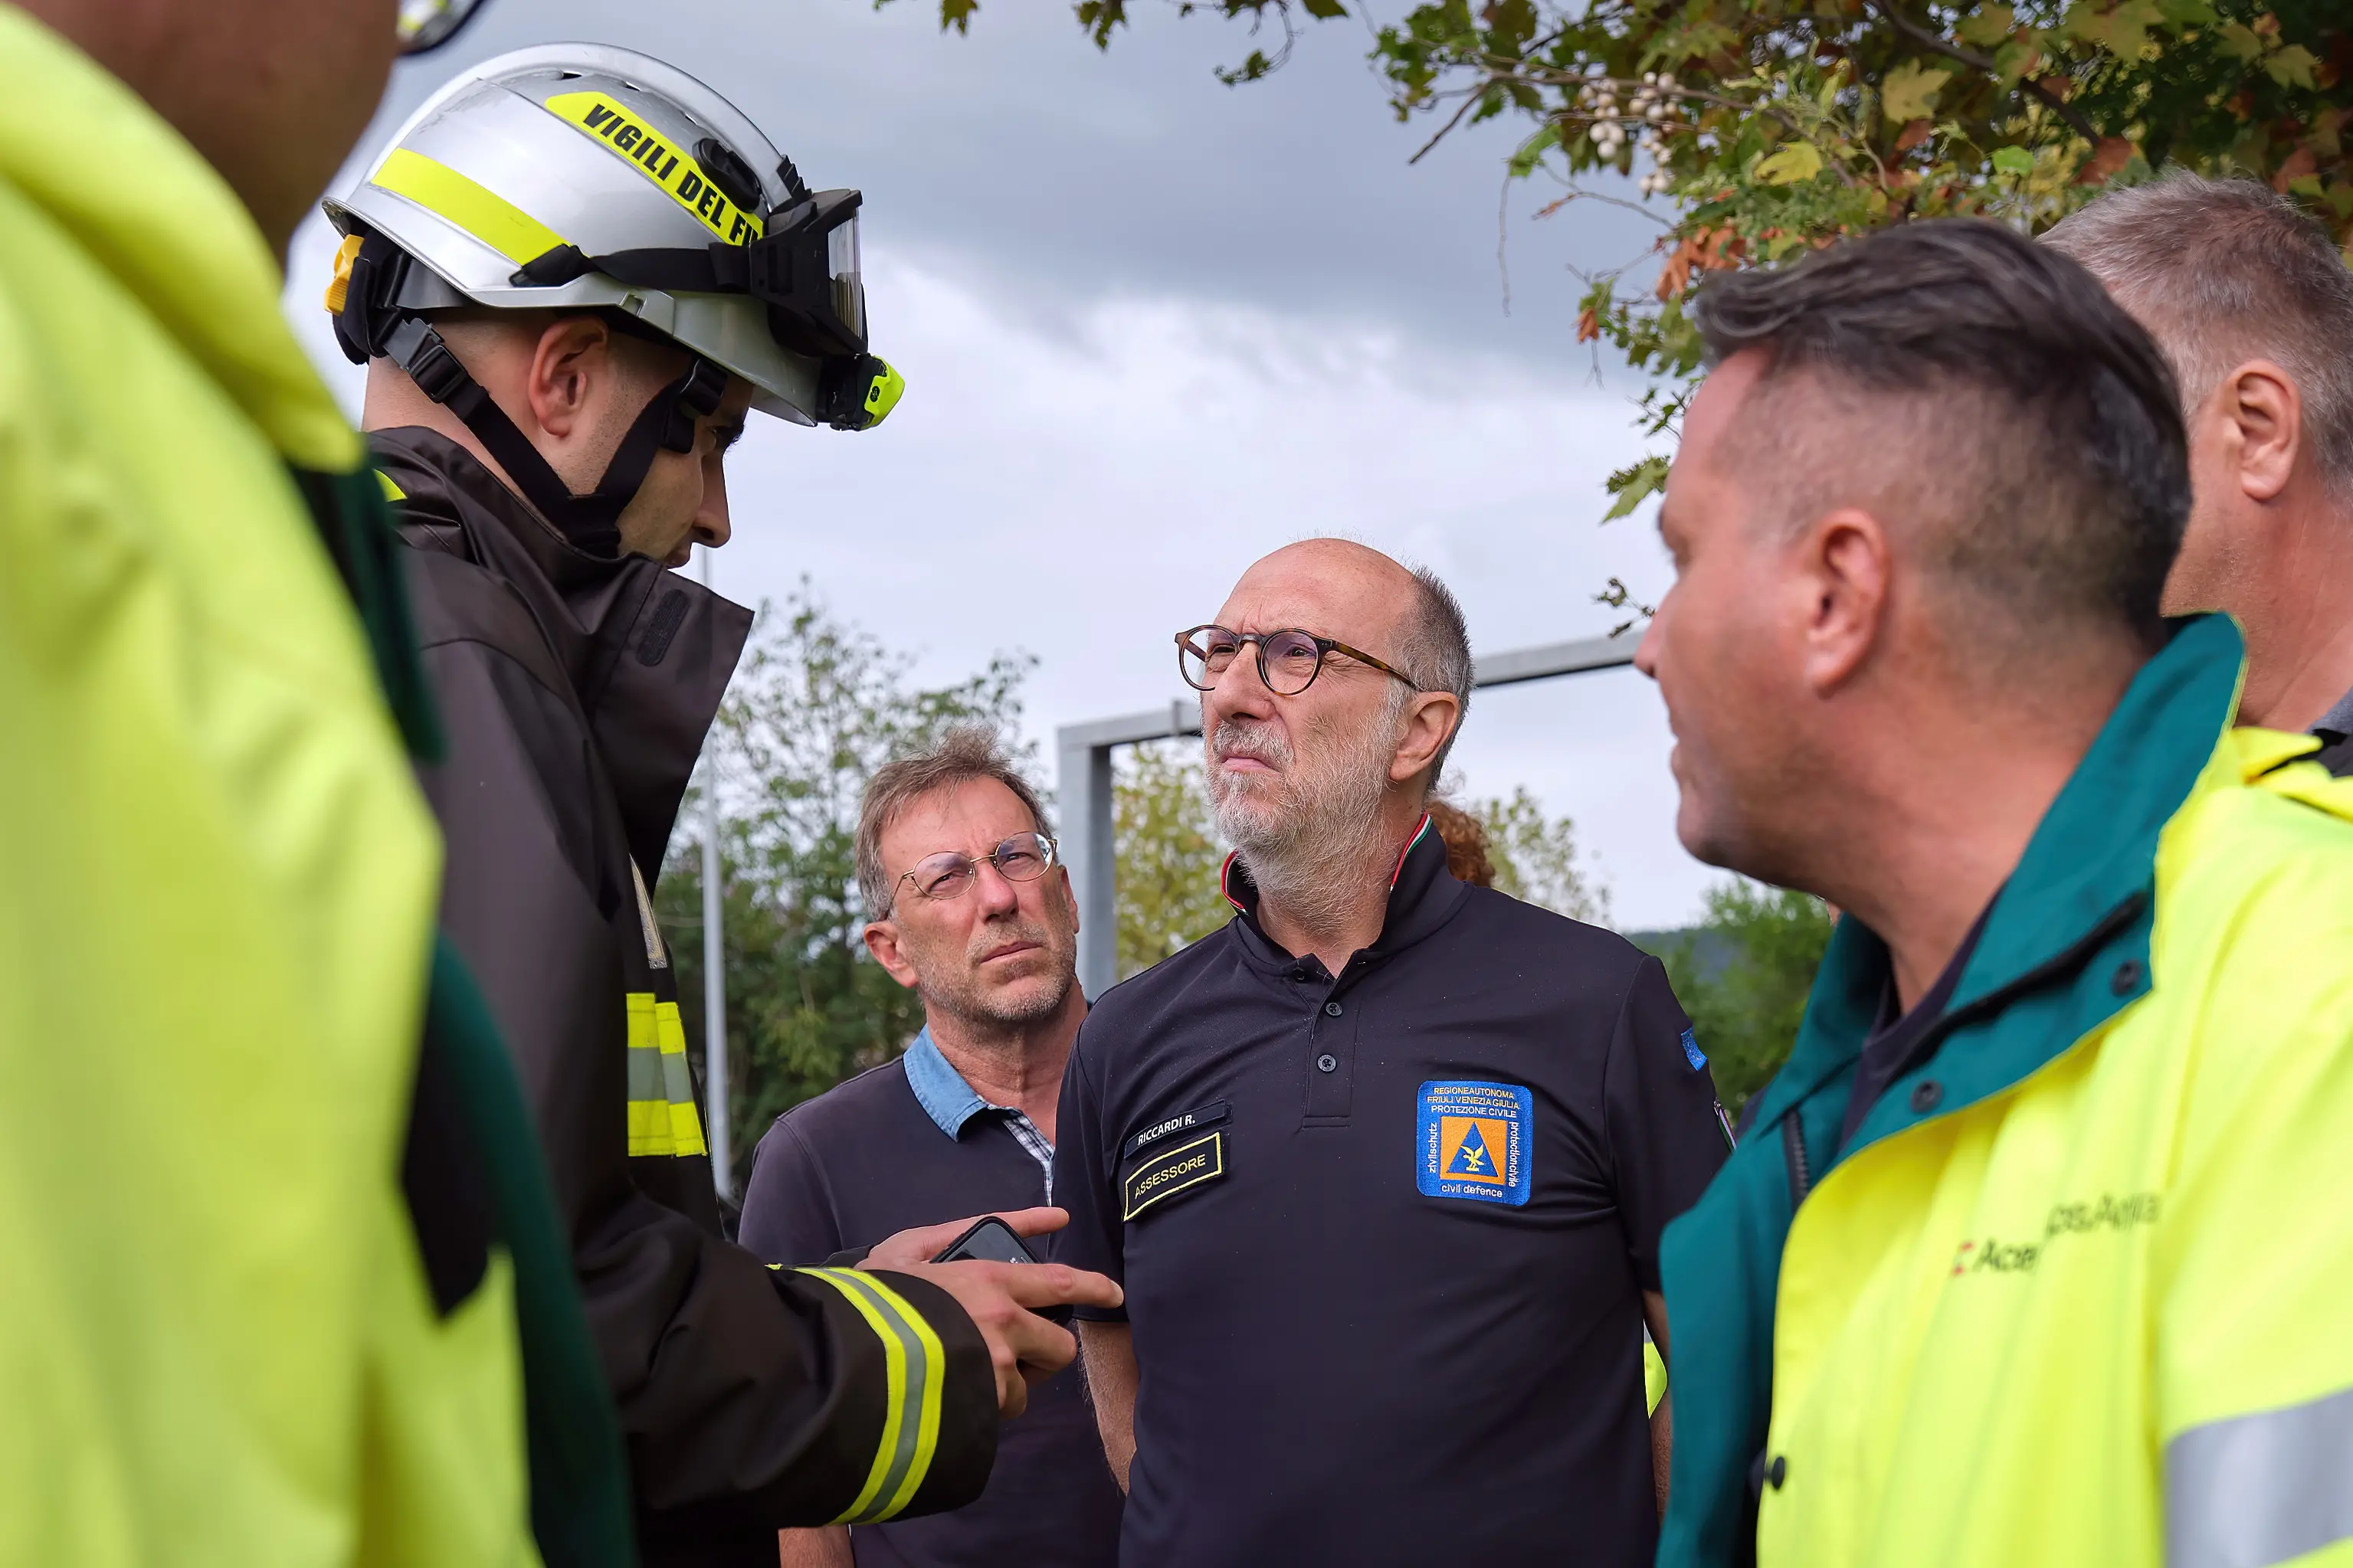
1057, 700, 1205, 999
698, 545, 732, 1201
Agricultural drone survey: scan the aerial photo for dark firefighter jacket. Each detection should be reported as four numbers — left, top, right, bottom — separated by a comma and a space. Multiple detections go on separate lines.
371, 427, 998, 1566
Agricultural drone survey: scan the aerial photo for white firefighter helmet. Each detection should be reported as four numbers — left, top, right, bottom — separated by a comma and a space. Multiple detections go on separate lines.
325, 43, 901, 435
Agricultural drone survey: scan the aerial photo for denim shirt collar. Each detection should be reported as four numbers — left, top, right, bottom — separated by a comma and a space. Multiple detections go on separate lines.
902, 1026, 991, 1139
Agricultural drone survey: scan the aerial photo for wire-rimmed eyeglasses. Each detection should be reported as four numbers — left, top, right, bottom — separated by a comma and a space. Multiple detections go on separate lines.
1175, 624, 1420, 698
883, 831, 1059, 917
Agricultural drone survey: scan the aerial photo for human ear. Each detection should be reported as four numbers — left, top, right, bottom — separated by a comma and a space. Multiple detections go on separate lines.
2217, 360, 2301, 504
526, 316, 614, 441
1799, 507, 1889, 696
862, 921, 921, 990
1388, 691, 1462, 785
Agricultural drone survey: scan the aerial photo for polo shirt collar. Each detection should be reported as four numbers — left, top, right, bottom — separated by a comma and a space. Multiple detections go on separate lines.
2313, 683, 2353, 742
903, 1026, 993, 1139
1220, 812, 1469, 971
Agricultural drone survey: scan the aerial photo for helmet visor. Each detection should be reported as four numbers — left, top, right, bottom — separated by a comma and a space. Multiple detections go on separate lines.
397, 0, 492, 54
827, 214, 864, 349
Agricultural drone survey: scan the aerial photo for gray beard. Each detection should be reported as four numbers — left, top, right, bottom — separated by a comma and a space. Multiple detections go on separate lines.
1206, 711, 1398, 938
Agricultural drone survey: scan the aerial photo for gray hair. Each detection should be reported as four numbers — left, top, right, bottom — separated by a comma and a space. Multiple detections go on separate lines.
1394, 565, 1473, 790
2044, 172, 2353, 499
855, 726, 1050, 919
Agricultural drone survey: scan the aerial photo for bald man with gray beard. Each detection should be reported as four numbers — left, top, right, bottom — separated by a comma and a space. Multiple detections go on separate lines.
1051, 540, 1731, 1567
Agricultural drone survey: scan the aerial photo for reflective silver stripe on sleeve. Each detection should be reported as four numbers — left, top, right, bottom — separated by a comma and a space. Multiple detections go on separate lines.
2167, 1384, 2353, 1568
626, 1040, 665, 1102
805, 1268, 936, 1523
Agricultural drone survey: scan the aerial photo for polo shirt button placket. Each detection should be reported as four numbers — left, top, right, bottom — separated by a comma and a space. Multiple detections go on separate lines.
1305, 987, 1355, 1121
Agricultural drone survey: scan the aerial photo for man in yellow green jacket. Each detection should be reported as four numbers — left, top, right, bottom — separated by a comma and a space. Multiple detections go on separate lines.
0, 1, 631, 1563
1637, 218, 2353, 1567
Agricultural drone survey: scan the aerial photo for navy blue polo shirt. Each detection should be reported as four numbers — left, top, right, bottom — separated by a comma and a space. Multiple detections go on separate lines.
1052, 817, 1729, 1566
740, 1030, 1123, 1568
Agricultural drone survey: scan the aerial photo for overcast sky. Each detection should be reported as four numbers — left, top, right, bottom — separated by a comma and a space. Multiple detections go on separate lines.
286, 0, 1723, 929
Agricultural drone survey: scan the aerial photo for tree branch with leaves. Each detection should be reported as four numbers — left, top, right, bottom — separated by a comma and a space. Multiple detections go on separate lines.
911, 0, 2351, 521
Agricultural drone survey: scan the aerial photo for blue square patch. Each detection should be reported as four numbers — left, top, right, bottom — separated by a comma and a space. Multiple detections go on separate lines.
1416, 1080, 1532, 1206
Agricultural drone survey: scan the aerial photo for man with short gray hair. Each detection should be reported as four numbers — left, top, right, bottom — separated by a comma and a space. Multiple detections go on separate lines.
743, 728, 1123, 1568
1054, 539, 1729, 1566
2046, 172, 2353, 769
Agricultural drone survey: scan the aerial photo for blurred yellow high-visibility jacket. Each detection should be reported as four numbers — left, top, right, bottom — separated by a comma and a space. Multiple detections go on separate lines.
0, 8, 627, 1564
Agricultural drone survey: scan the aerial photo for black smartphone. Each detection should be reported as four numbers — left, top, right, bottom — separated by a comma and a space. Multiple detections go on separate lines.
931, 1215, 1040, 1265
930, 1216, 1073, 1327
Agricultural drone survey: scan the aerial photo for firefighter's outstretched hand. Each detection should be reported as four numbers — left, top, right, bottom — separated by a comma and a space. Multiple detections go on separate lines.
877, 1259, 1124, 1419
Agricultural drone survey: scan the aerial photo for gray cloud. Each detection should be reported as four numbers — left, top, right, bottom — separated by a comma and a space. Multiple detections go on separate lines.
299, 0, 1719, 927
362, 0, 1668, 372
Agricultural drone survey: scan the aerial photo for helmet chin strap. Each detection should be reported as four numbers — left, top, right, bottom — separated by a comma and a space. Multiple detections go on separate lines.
380, 315, 728, 559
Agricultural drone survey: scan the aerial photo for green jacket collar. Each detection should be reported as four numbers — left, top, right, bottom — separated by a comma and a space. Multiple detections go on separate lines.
1744, 613, 2244, 1148
0, 5, 359, 471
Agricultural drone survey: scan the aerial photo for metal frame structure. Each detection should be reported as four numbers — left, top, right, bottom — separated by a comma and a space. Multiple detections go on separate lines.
1057, 629, 1642, 997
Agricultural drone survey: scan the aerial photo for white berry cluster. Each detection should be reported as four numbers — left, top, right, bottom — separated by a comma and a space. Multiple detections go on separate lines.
1579, 72, 1681, 197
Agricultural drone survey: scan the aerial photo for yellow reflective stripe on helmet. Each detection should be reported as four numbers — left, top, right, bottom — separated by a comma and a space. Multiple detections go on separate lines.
541, 91, 765, 246
369, 146, 569, 264
799, 1268, 947, 1524
654, 1000, 706, 1157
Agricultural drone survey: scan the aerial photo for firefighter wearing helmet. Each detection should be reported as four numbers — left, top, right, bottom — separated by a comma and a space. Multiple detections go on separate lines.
326, 44, 1116, 1566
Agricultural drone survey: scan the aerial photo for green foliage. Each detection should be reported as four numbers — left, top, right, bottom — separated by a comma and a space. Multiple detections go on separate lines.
1107, 755, 1612, 974
1641, 879, 1834, 1115
1470, 785, 1610, 923
1113, 740, 1232, 977
657, 584, 1034, 1187
917, 0, 2352, 517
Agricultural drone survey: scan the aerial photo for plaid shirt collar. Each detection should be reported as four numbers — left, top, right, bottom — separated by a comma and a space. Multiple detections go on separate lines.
902, 1026, 1056, 1199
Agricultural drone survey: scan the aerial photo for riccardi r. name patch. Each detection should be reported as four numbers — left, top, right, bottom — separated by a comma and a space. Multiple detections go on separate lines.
1417, 1080, 1532, 1206
1122, 1130, 1226, 1220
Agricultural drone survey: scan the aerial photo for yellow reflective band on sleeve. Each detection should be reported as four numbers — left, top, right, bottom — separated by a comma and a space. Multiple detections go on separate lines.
324, 232, 364, 315
541, 92, 766, 246
624, 991, 673, 1157
375, 471, 406, 503
624, 992, 706, 1158
654, 1000, 706, 1157
369, 146, 570, 265
798, 1268, 946, 1524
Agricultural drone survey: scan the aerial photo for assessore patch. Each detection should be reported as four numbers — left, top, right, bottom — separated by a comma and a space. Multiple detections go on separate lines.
1417, 1080, 1532, 1206
1122, 1131, 1224, 1220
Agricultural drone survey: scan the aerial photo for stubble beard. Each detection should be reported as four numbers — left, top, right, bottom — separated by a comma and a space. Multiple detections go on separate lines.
1205, 704, 1401, 936
918, 917, 1077, 1034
